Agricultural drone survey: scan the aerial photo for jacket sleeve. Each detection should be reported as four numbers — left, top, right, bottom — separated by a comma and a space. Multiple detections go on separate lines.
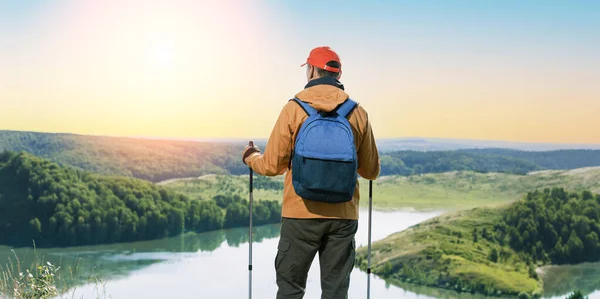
357, 112, 381, 180
245, 103, 293, 176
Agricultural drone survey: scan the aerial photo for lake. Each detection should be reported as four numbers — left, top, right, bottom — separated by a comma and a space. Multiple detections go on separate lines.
1, 209, 599, 299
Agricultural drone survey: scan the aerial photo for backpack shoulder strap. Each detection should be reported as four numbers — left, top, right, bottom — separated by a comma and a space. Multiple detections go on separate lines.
335, 98, 358, 119
291, 98, 317, 116
287, 97, 318, 170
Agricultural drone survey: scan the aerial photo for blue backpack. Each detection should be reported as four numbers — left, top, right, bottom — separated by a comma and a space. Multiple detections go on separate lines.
289, 97, 359, 204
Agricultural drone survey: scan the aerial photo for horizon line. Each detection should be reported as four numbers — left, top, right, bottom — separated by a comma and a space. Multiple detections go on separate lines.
2, 129, 600, 147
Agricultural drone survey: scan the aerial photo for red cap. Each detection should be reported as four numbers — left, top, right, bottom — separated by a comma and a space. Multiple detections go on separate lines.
300, 46, 341, 73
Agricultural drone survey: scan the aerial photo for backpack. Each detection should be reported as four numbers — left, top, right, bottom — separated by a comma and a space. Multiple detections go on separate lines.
289, 97, 359, 204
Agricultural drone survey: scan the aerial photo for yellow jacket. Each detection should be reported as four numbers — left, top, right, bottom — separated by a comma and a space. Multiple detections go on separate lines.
245, 78, 380, 220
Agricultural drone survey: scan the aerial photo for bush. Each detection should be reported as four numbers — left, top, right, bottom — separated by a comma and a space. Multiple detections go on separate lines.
566, 290, 587, 299
518, 292, 530, 299
489, 248, 499, 262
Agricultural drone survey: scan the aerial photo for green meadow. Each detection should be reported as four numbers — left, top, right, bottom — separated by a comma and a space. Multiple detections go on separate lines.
163, 167, 600, 211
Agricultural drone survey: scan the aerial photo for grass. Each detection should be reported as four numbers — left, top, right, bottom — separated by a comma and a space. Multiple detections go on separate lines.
160, 174, 284, 202
0, 242, 110, 299
162, 167, 600, 212
355, 206, 543, 297
358, 167, 600, 210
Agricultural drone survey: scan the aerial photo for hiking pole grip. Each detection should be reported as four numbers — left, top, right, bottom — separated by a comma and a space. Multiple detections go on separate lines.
248, 141, 254, 299
247, 141, 255, 191
367, 179, 373, 299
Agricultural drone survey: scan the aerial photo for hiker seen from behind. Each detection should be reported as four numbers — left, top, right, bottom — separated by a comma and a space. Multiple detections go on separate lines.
242, 46, 380, 299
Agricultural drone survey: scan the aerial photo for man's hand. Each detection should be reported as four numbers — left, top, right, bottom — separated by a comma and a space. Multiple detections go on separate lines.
242, 141, 261, 165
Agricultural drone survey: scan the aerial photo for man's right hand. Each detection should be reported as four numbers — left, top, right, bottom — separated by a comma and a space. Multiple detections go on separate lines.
242, 141, 260, 165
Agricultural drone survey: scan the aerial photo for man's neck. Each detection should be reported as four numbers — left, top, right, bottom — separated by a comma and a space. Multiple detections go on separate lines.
305, 76, 344, 90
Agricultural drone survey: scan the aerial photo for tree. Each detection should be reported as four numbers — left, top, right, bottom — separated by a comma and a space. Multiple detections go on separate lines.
528, 264, 538, 279
253, 204, 271, 225
482, 227, 490, 240
489, 248, 499, 263
583, 207, 599, 221
566, 290, 587, 299
224, 202, 249, 229
566, 230, 585, 262
213, 194, 234, 208
584, 232, 599, 259
29, 217, 42, 235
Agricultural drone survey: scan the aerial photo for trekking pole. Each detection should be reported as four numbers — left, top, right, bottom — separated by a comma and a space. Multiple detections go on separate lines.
248, 141, 254, 299
367, 179, 373, 299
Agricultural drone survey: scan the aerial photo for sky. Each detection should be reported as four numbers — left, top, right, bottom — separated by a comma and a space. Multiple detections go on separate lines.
1, 0, 599, 144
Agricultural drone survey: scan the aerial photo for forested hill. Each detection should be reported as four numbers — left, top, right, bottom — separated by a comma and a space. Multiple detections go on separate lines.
0, 151, 281, 247
2, 130, 600, 182
380, 150, 540, 176
357, 188, 600, 297
460, 148, 600, 170
0, 130, 249, 182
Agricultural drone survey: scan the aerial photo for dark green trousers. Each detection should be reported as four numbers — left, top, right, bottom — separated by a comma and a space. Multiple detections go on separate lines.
275, 217, 358, 299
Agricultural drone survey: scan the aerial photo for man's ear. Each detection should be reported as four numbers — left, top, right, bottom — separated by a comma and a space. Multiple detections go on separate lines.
308, 65, 315, 80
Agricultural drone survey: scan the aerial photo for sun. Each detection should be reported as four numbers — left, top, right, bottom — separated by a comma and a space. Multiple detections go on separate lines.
146, 40, 175, 69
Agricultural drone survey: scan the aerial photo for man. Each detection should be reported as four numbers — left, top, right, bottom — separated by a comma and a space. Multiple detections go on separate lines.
242, 46, 380, 299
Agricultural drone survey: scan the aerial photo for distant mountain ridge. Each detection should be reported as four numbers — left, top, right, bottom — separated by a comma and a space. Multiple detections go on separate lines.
376, 137, 600, 152
131, 136, 600, 152
156, 136, 600, 152
4, 130, 599, 152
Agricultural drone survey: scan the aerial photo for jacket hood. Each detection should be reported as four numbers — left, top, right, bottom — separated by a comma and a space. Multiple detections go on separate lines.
294, 77, 349, 112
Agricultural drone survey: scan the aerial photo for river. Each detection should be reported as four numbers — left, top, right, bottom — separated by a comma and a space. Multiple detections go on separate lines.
1, 210, 599, 299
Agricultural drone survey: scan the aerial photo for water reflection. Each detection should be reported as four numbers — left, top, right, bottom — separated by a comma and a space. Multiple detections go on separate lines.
224, 224, 280, 248
0, 223, 280, 291
383, 278, 491, 299
539, 262, 600, 298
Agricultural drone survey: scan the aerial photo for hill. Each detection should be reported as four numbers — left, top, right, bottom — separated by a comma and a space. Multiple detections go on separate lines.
3, 130, 600, 183
0, 130, 250, 182
381, 149, 600, 176
0, 151, 280, 247
461, 148, 600, 170
355, 188, 600, 298
380, 150, 541, 176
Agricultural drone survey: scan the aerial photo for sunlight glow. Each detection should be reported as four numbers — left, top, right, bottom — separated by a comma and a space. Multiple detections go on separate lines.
1, 1, 598, 143
147, 40, 175, 69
